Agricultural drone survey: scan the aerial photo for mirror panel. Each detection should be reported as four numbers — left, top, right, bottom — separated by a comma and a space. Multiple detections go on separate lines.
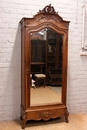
30, 28, 63, 106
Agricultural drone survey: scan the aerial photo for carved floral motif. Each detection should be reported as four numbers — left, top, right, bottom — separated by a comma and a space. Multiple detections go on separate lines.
39, 111, 55, 120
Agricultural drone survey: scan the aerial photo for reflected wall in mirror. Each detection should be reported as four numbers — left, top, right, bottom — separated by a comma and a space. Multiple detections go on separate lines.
30, 28, 63, 106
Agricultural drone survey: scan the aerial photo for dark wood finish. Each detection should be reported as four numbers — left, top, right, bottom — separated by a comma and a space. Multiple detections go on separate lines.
49, 69, 62, 85
20, 4, 70, 129
31, 39, 46, 75
46, 30, 63, 85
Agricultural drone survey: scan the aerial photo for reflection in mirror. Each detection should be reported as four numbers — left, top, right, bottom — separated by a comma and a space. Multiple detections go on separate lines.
30, 28, 63, 106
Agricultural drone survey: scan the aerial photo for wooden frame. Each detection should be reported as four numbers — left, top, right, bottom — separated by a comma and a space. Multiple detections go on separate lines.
20, 4, 70, 129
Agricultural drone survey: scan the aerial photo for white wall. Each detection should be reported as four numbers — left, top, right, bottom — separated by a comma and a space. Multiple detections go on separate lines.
0, 0, 87, 120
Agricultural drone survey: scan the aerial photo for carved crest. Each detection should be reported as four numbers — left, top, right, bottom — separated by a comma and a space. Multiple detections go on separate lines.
38, 4, 57, 15
34, 4, 64, 24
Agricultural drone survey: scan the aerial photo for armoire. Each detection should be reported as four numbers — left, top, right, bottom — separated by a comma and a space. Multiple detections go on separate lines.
20, 4, 70, 129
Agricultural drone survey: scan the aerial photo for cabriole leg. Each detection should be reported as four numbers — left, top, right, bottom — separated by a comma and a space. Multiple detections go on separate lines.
65, 109, 69, 123
22, 114, 26, 129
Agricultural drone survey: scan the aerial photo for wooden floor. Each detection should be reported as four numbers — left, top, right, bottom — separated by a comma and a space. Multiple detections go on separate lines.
0, 113, 87, 130
31, 86, 61, 105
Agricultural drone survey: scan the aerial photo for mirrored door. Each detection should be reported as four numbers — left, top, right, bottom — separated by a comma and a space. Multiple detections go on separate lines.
30, 28, 63, 106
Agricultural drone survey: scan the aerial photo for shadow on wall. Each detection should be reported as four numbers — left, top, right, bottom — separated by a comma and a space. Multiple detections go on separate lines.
6, 23, 21, 119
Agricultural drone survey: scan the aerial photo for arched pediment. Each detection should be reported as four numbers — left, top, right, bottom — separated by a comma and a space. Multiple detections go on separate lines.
20, 4, 70, 30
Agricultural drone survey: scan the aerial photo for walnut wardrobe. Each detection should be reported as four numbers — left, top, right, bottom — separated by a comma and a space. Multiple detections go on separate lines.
20, 4, 70, 129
